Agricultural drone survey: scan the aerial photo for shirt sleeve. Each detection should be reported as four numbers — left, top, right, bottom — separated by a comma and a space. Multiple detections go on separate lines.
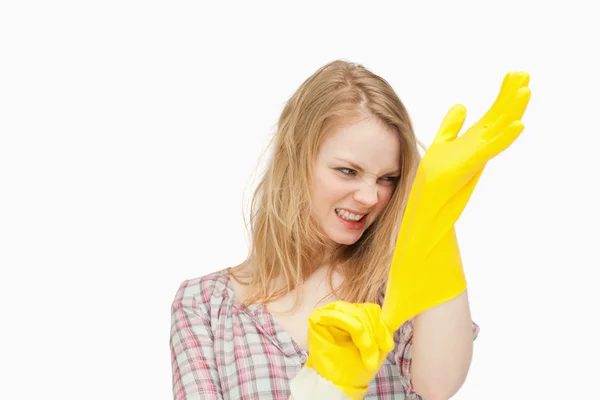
170, 280, 223, 400
393, 318, 480, 397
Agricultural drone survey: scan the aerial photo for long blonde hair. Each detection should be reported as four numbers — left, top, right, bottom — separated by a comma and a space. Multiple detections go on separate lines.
230, 59, 424, 309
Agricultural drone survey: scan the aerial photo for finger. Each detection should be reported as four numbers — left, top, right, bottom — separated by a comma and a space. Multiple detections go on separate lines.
357, 321, 392, 368
482, 87, 531, 141
373, 318, 394, 352
363, 307, 394, 353
476, 121, 525, 161
433, 104, 467, 144
511, 86, 532, 121
351, 304, 392, 366
310, 303, 391, 354
517, 71, 530, 87
309, 318, 341, 344
491, 72, 529, 113
311, 307, 380, 365
310, 308, 364, 335
475, 72, 529, 129
455, 72, 525, 146
309, 304, 368, 346
461, 85, 530, 152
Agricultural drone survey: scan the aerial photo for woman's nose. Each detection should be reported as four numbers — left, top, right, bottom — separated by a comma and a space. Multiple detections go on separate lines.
353, 179, 378, 207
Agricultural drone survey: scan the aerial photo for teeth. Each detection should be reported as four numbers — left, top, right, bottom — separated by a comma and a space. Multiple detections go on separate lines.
335, 209, 365, 221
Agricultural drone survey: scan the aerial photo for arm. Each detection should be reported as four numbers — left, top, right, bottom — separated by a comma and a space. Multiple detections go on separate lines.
410, 291, 474, 399
391, 313, 480, 400
381, 72, 530, 398
170, 281, 223, 400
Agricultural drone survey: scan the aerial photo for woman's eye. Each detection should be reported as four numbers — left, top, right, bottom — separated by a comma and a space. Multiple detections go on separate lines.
381, 176, 400, 184
338, 167, 356, 176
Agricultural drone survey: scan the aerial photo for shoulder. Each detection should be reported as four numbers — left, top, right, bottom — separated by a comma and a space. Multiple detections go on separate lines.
171, 268, 232, 316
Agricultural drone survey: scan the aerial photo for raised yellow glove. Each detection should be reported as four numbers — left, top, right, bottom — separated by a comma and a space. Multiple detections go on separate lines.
303, 302, 394, 400
381, 72, 531, 331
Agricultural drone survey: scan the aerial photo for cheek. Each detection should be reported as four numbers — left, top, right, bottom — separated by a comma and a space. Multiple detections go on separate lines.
314, 174, 349, 206
374, 187, 395, 212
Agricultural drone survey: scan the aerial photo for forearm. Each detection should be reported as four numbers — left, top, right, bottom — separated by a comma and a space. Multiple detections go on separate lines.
410, 290, 473, 400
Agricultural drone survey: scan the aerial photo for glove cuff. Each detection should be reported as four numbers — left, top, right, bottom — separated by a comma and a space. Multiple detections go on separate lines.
290, 366, 367, 400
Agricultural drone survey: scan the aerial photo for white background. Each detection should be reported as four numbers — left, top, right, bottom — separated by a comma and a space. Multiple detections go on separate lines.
1, 1, 598, 399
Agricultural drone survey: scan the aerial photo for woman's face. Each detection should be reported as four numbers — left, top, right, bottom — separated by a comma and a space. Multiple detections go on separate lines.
312, 117, 401, 246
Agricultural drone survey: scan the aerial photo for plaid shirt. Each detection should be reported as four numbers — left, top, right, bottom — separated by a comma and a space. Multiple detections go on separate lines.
170, 269, 479, 399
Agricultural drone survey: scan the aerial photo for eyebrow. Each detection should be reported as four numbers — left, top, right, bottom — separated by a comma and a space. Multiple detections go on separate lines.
334, 157, 400, 175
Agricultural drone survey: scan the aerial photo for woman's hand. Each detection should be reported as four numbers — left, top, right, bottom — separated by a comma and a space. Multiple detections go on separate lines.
302, 301, 394, 400
411, 72, 531, 235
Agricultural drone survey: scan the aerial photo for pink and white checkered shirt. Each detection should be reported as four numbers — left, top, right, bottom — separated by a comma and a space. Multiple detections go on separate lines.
170, 269, 479, 399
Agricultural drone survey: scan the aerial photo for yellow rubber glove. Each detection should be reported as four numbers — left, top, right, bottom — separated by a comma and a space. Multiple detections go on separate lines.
381, 71, 531, 331
303, 302, 394, 400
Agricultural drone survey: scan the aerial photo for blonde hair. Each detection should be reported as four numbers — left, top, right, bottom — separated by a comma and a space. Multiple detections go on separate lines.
230, 59, 424, 309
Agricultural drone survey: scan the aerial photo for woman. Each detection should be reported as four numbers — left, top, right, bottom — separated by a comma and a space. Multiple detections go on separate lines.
170, 60, 530, 399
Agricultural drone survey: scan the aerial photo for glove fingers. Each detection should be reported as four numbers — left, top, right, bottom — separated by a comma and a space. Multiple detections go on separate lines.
371, 316, 395, 353
475, 72, 529, 129
309, 309, 363, 339
353, 304, 391, 368
478, 121, 525, 161
433, 104, 466, 144
482, 87, 531, 139
309, 303, 385, 369
343, 304, 393, 368
464, 87, 529, 166
311, 308, 372, 351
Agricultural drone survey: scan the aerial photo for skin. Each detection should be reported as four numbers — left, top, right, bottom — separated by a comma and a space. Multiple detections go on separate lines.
311, 116, 401, 247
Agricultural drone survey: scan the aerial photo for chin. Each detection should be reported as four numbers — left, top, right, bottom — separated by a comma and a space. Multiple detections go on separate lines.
334, 238, 361, 246
325, 229, 364, 246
